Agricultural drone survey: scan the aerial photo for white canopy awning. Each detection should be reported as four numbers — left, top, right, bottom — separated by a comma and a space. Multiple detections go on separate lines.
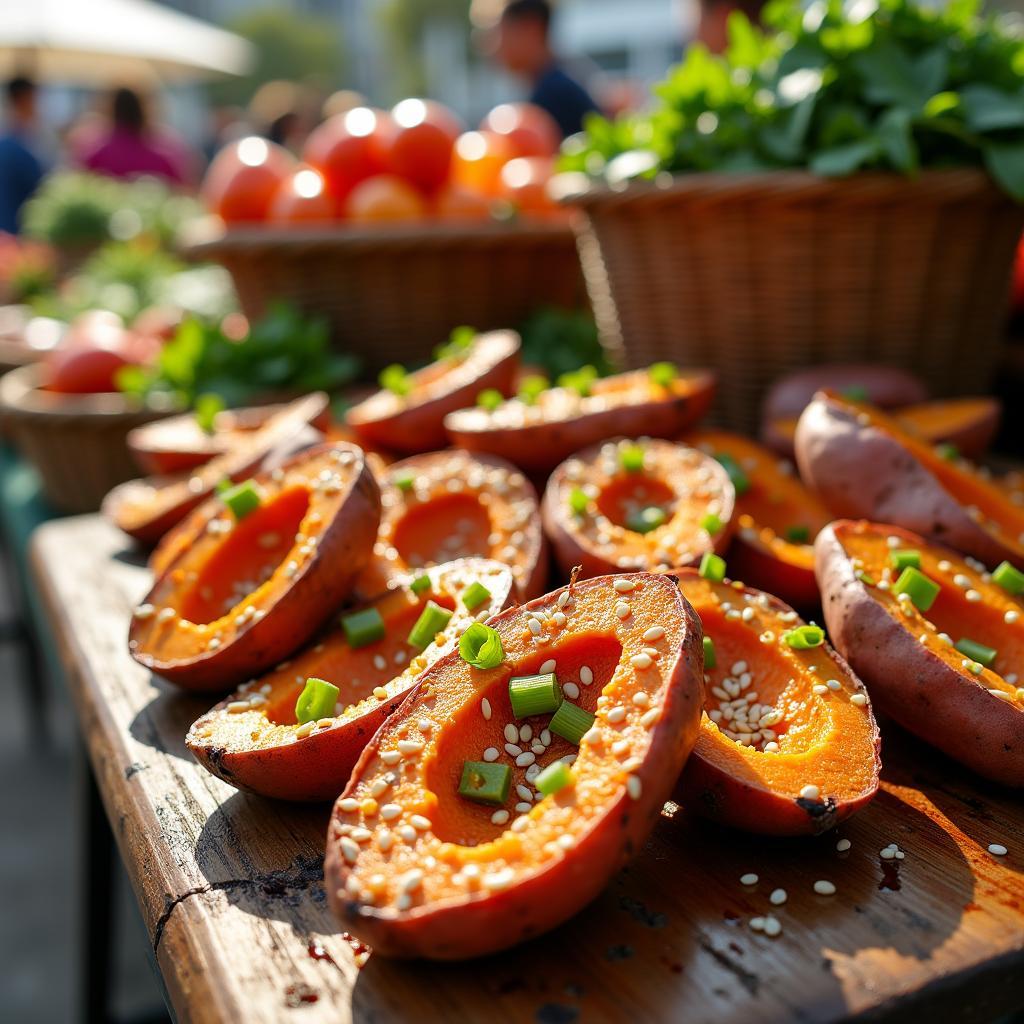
0, 0, 254, 84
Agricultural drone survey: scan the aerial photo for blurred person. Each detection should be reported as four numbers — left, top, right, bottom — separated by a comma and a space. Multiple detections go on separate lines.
78, 87, 196, 186
322, 89, 367, 122
697, 0, 765, 51
491, 0, 600, 138
249, 81, 317, 155
202, 105, 248, 166
0, 77, 46, 234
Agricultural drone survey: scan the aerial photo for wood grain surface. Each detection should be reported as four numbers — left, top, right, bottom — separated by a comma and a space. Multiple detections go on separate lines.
30, 515, 1024, 1024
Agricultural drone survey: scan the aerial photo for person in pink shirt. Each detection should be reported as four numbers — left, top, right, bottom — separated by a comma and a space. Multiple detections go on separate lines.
78, 87, 195, 187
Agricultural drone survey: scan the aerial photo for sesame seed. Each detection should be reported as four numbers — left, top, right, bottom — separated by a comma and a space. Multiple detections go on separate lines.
850, 693, 867, 706
133, 603, 155, 619
515, 751, 536, 767
632, 691, 650, 707
380, 803, 402, 820
814, 880, 836, 896
615, 601, 631, 619
373, 686, 388, 701
582, 727, 602, 744
799, 784, 820, 800
338, 798, 359, 813
627, 775, 642, 799
510, 815, 530, 833
557, 590, 570, 608
836, 838, 852, 852
519, 724, 533, 742
640, 707, 660, 728
505, 742, 523, 757
397, 739, 424, 756
563, 682, 580, 699
398, 825, 417, 842
988, 843, 1008, 856
643, 626, 665, 642
1006, 610, 1020, 624
614, 579, 637, 593
400, 869, 423, 893
880, 847, 896, 860
630, 653, 653, 669
606, 706, 627, 724
418, 719, 433, 733
826, 679, 841, 691
483, 747, 499, 762
611, 739, 630, 757
528, 619, 542, 636
483, 868, 515, 890
377, 832, 393, 852
350, 827, 372, 843
515, 801, 532, 813
410, 814, 431, 831
965, 589, 982, 603
769, 888, 787, 905
749, 917, 765, 932
339, 837, 359, 863
227, 700, 250, 713
740, 873, 758, 886
481, 698, 492, 720
812, 684, 828, 695
380, 750, 402, 765
762, 916, 782, 937
580, 666, 594, 685
491, 809, 510, 825
370, 778, 390, 797
540, 659, 556, 674
503, 723, 518, 743
295, 721, 315, 738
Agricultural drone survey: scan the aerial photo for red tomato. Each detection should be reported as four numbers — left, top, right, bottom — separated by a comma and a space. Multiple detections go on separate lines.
302, 107, 391, 210
201, 137, 294, 224
381, 99, 462, 195
45, 346, 132, 394
499, 156, 560, 217
451, 130, 515, 198
268, 167, 336, 224
345, 174, 427, 223
433, 185, 493, 222
480, 103, 561, 159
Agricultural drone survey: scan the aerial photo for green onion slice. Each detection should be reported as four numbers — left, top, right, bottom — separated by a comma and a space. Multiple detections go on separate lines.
379, 363, 411, 397
892, 566, 940, 612
458, 760, 511, 805
409, 574, 431, 596
195, 392, 225, 434
841, 385, 869, 402
620, 444, 645, 473
889, 549, 921, 572
476, 388, 503, 412
700, 512, 722, 534
295, 677, 339, 725
535, 760, 574, 796
993, 561, 1024, 596
627, 506, 667, 534
557, 365, 598, 397
392, 471, 415, 492
462, 581, 492, 611
782, 624, 825, 650
703, 634, 717, 670
569, 486, 589, 515
509, 673, 562, 719
220, 479, 261, 520
699, 551, 726, 582
517, 374, 549, 405
341, 606, 386, 649
785, 525, 810, 544
407, 600, 453, 649
954, 637, 997, 667
714, 453, 750, 496
649, 361, 677, 388
548, 700, 595, 746
459, 622, 504, 670
936, 442, 959, 462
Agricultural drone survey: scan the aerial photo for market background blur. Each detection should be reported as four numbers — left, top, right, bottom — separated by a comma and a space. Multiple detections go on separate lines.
1, 1, 1024, 1022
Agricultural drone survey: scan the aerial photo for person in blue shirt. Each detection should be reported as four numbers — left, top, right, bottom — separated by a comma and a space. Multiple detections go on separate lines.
0, 77, 45, 235
492, 0, 601, 139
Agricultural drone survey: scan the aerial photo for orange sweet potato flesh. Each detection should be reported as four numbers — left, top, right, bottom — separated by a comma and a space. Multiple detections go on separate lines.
105, 393, 329, 546
127, 400, 333, 477
894, 397, 1000, 459
187, 560, 514, 802
686, 430, 831, 609
674, 571, 880, 835
347, 331, 520, 454
356, 449, 548, 602
817, 520, 1024, 786
129, 442, 380, 691
325, 572, 704, 959
542, 438, 734, 579
444, 368, 716, 475
797, 391, 1024, 568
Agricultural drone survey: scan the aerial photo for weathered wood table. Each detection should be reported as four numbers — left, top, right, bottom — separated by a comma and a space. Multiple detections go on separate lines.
32, 514, 1024, 1024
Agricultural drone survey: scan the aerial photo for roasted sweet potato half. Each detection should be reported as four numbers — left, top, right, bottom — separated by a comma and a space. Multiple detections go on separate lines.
444, 366, 715, 475
765, 396, 1001, 461
106, 393, 328, 546
674, 570, 880, 835
326, 572, 704, 959
817, 520, 1024, 786
127, 400, 331, 477
685, 430, 831, 609
187, 559, 514, 802
356, 449, 547, 602
796, 391, 1024, 568
346, 331, 520, 455
760, 363, 926, 457
542, 438, 734, 579
129, 442, 380, 691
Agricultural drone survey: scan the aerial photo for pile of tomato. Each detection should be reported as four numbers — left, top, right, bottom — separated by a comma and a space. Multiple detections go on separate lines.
202, 100, 565, 227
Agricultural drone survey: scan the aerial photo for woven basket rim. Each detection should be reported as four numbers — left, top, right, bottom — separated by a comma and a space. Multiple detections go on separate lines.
182, 217, 576, 259
552, 166, 1012, 209
0, 364, 174, 422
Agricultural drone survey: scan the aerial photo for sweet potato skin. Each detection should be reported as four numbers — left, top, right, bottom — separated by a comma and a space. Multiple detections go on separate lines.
130, 444, 381, 691
325, 574, 706, 959
726, 539, 819, 611
347, 331, 520, 454
445, 372, 715, 475
795, 394, 1015, 567
815, 522, 1024, 786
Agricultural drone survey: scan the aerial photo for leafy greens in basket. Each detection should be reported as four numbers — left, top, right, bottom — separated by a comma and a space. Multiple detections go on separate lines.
560, 0, 1024, 199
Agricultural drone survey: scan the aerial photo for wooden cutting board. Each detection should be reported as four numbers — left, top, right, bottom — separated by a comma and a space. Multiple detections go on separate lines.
31, 515, 1024, 1024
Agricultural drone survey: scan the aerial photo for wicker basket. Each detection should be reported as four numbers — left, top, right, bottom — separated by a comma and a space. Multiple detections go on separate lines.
0, 365, 175, 514
183, 221, 587, 371
558, 169, 1024, 433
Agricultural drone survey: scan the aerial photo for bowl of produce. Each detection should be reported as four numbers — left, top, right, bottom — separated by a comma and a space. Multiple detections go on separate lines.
183, 101, 588, 371
554, 0, 1024, 432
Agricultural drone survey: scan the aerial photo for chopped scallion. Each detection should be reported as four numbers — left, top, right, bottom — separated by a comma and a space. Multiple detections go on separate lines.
195, 392, 224, 434
890, 549, 921, 572
936, 442, 959, 462
535, 760, 573, 796
569, 487, 589, 515
459, 622, 504, 670
785, 525, 810, 544
341, 606, 386, 648
392, 472, 415, 492
703, 635, 717, 669
715, 453, 750, 496
699, 551, 726, 582
548, 700, 595, 746
992, 560, 1024, 596
892, 566, 940, 612
841, 385, 868, 402
627, 505, 667, 534
458, 760, 511, 805
462, 582, 492, 611
782, 624, 825, 649
379, 363, 411, 397
407, 601, 453, 649
700, 512, 722, 534
649, 361, 677, 388
954, 637, 997, 667
476, 388, 504, 412
220, 479, 260, 520
620, 444, 645, 473
409, 574, 431, 596
517, 374, 549, 406
509, 673, 561, 719
295, 677, 339, 725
